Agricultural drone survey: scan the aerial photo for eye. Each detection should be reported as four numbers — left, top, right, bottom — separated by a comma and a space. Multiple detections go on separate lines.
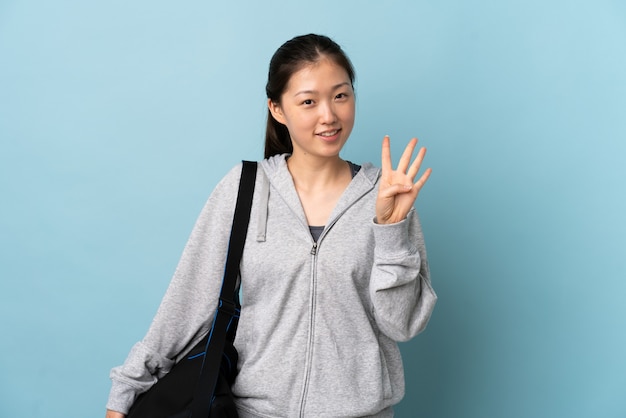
335, 92, 349, 100
301, 99, 314, 105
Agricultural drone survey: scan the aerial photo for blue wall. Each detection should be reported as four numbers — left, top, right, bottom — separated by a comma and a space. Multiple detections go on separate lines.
1, 1, 625, 417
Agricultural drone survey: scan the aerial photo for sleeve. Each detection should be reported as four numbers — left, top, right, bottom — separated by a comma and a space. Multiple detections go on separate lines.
369, 208, 437, 342
106, 164, 243, 414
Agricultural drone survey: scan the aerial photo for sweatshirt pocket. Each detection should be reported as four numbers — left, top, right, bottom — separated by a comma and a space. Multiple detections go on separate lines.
304, 336, 394, 417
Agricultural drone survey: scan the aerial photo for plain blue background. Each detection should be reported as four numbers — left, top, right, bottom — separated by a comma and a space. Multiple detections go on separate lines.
1, 1, 625, 417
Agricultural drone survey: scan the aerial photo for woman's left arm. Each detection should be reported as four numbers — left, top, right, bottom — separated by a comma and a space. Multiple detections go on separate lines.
370, 136, 437, 341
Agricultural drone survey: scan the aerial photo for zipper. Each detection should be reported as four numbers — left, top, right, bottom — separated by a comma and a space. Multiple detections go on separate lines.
298, 238, 319, 417
296, 186, 371, 415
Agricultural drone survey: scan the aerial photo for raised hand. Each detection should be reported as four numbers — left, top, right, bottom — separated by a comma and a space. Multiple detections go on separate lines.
375, 136, 431, 224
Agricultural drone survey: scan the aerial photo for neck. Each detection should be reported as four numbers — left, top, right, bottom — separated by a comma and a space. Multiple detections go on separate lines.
286, 154, 349, 192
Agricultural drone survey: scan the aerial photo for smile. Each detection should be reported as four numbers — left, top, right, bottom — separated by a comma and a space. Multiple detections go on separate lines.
317, 129, 340, 137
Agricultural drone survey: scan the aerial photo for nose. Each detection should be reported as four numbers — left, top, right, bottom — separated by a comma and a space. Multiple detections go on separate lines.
319, 101, 337, 124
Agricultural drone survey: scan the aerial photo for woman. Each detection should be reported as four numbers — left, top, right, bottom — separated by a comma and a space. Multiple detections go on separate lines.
106, 33, 436, 418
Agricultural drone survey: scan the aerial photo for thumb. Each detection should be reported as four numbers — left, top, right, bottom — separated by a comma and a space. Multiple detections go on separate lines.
379, 183, 413, 198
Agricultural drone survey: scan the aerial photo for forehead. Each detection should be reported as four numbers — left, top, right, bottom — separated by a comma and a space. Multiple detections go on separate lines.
285, 58, 351, 92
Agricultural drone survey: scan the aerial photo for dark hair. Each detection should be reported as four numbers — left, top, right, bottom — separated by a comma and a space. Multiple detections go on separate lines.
264, 34, 356, 159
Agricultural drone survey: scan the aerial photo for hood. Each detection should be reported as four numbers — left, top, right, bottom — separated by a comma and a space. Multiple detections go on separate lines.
255, 154, 380, 242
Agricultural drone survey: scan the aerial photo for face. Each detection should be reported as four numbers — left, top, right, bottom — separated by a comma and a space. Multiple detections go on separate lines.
268, 57, 355, 160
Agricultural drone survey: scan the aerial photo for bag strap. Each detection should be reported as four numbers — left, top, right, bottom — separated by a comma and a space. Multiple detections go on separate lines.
191, 160, 257, 417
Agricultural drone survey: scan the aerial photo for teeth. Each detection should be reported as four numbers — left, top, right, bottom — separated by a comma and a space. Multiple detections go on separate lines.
319, 130, 338, 137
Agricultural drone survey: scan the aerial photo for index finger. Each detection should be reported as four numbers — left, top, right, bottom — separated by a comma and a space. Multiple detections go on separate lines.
381, 135, 392, 174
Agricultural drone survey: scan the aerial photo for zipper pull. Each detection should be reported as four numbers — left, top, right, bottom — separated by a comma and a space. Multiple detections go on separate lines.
310, 242, 318, 255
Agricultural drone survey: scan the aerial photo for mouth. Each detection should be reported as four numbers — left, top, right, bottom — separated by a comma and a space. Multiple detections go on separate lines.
316, 129, 341, 140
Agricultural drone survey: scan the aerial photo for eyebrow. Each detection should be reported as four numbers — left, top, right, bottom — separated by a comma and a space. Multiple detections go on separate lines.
294, 82, 351, 97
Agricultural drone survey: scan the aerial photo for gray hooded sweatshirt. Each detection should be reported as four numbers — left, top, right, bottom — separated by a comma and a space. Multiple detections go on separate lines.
107, 154, 437, 417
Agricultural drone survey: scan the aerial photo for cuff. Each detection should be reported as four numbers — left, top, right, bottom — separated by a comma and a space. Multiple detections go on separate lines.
371, 214, 415, 258
106, 378, 138, 415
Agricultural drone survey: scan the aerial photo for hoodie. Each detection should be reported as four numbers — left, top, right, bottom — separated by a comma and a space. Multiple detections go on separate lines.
107, 154, 437, 417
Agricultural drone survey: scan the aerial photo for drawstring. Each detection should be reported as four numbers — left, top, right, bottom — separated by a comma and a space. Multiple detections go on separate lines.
256, 168, 269, 242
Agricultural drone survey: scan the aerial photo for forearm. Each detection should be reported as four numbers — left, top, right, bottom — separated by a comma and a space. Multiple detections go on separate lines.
369, 211, 437, 341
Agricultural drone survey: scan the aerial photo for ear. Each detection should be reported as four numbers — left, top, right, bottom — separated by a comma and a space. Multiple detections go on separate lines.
268, 99, 287, 125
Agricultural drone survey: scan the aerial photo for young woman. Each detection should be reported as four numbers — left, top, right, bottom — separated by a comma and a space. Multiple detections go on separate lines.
106, 34, 436, 418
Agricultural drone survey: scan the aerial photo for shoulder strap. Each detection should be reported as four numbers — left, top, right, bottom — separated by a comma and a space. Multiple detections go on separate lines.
191, 160, 257, 417
221, 160, 257, 304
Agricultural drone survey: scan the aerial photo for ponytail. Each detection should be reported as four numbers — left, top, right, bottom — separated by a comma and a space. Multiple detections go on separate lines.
264, 109, 292, 159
